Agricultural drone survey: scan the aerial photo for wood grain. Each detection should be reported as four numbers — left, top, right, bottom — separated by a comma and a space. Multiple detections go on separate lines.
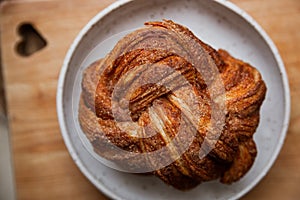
0, 0, 114, 199
230, 0, 300, 199
0, 0, 299, 199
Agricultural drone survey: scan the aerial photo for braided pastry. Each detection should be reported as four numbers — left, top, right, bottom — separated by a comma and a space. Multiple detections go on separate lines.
78, 20, 266, 190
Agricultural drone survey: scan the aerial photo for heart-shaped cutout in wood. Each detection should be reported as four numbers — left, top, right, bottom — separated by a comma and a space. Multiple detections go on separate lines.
16, 23, 47, 57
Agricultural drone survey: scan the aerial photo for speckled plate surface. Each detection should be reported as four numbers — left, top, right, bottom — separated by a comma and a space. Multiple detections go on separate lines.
57, 0, 290, 199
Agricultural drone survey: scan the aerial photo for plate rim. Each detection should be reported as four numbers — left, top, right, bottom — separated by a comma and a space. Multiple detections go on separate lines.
56, 0, 291, 199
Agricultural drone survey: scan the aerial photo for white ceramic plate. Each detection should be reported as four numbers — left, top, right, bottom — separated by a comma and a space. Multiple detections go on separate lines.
57, 0, 290, 199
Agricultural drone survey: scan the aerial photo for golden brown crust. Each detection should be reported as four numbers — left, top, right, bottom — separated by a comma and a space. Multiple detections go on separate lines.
78, 20, 266, 190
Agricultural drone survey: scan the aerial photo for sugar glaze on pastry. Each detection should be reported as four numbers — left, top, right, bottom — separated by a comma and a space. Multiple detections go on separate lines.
78, 20, 267, 190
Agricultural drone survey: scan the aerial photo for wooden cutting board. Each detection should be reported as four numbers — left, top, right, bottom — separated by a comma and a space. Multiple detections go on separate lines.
0, 0, 299, 199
